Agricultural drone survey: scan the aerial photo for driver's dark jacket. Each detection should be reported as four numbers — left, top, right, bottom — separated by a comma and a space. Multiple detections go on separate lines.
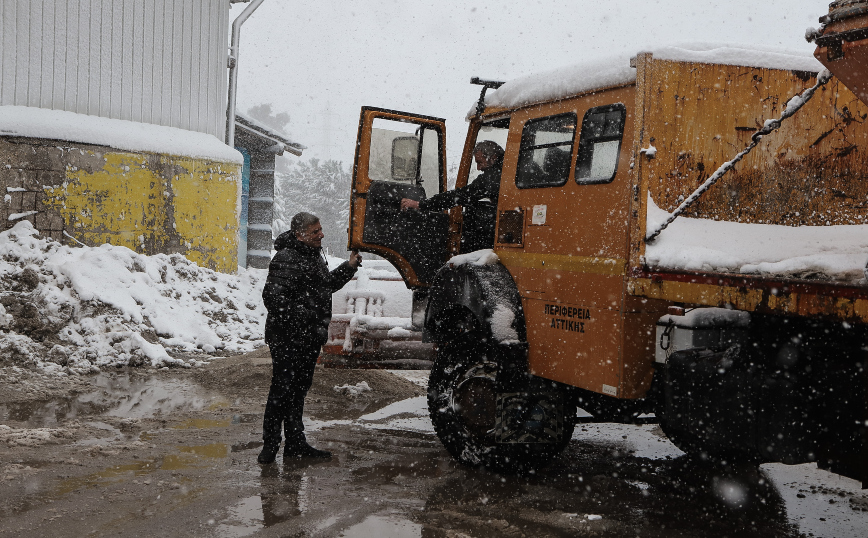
419, 161, 502, 252
262, 232, 357, 348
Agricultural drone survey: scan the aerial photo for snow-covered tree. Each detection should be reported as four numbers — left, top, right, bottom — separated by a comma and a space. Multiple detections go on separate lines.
273, 159, 351, 258
246, 103, 291, 135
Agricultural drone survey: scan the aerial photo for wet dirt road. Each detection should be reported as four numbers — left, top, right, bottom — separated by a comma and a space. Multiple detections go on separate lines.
1, 350, 866, 537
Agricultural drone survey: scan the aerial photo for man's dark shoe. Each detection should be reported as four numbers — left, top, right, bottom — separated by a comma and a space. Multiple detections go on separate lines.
257, 443, 280, 464
284, 441, 331, 459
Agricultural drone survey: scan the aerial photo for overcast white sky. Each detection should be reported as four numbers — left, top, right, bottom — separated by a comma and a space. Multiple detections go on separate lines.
231, 0, 828, 168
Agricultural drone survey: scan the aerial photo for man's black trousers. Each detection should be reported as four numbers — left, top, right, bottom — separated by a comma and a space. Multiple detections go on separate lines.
262, 340, 320, 448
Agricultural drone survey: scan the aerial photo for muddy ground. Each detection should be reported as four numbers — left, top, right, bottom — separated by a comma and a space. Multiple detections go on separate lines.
0, 349, 866, 537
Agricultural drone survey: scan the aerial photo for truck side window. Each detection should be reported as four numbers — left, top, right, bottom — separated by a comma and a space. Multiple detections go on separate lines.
515, 113, 577, 189
369, 118, 442, 199
468, 117, 510, 186
575, 104, 626, 185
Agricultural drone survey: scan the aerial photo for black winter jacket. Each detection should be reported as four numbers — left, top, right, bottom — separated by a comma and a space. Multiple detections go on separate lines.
419, 162, 502, 253
262, 232, 357, 349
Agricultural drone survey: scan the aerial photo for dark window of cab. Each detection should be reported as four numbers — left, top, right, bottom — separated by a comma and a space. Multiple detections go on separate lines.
515, 113, 577, 189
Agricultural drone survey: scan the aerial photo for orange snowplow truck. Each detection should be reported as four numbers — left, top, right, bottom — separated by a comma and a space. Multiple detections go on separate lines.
349, 42, 868, 486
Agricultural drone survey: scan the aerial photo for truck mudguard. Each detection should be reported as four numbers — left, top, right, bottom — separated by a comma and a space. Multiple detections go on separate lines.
423, 261, 527, 345
423, 261, 531, 390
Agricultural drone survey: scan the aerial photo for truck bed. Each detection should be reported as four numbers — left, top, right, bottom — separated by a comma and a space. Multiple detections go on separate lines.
626, 54, 868, 322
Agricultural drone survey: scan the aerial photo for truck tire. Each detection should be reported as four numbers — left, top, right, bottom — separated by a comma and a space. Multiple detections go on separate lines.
427, 332, 575, 473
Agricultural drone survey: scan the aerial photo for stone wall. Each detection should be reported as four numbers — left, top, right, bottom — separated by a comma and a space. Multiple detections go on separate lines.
0, 136, 242, 273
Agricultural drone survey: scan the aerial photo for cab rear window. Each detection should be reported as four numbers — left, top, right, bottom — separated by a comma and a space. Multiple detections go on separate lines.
575, 104, 626, 185
515, 113, 577, 189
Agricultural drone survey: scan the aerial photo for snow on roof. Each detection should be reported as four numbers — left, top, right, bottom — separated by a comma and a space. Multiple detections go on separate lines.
0, 106, 243, 164
644, 193, 868, 284
481, 43, 824, 112
235, 112, 306, 156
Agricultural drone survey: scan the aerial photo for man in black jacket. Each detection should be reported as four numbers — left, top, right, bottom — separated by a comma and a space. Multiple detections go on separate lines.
400, 140, 504, 253
258, 212, 361, 464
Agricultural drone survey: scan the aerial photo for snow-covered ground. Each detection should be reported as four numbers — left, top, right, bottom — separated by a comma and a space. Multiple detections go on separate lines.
0, 221, 411, 374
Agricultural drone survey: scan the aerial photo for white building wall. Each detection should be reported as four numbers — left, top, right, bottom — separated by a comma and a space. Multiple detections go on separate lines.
0, 0, 229, 139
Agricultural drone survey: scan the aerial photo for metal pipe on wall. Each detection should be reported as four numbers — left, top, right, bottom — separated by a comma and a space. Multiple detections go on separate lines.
225, 0, 266, 147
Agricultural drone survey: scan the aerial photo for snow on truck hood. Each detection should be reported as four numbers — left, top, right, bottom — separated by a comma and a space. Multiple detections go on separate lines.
479, 43, 823, 112
644, 194, 868, 285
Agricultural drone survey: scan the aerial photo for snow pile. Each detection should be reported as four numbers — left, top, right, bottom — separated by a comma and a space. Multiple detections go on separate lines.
483, 43, 822, 111
0, 106, 242, 164
0, 221, 268, 373
333, 381, 372, 398
645, 194, 868, 284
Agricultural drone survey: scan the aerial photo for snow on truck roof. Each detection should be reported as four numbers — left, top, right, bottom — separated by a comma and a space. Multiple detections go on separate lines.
481, 43, 824, 112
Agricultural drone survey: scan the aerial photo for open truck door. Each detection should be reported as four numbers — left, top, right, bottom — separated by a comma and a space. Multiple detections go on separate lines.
349, 107, 449, 288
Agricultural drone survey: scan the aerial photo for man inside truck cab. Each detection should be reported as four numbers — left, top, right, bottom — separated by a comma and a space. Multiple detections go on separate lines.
400, 140, 504, 253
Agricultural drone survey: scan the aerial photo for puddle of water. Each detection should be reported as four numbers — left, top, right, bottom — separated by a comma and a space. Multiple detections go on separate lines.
231, 413, 260, 425
0, 398, 108, 428
0, 373, 225, 427
55, 459, 157, 496
341, 514, 421, 538
74, 421, 124, 446
171, 418, 231, 430
216, 496, 265, 538
161, 443, 229, 470
217, 466, 312, 537
85, 374, 221, 419
231, 441, 263, 453
50, 442, 229, 499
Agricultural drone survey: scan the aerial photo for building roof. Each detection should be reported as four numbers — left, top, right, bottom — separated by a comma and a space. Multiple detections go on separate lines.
234, 113, 306, 156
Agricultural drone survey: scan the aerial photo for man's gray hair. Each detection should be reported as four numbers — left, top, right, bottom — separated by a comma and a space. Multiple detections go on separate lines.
290, 212, 320, 235
473, 140, 505, 163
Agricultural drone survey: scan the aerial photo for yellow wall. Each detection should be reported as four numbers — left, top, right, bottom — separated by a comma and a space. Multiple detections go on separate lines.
35, 148, 240, 273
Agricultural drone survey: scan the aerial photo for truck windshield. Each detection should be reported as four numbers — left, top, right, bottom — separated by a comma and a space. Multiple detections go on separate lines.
468, 117, 509, 186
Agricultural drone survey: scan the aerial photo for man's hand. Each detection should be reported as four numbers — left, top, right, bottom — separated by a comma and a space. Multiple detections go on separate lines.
400, 198, 420, 211
349, 249, 362, 268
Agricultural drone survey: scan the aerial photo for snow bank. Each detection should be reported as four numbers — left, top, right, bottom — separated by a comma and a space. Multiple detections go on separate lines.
483, 43, 822, 111
0, 221, 267, 373
645, 194, 868, 284
333, 381, 372, 398
0, 106, 242, 164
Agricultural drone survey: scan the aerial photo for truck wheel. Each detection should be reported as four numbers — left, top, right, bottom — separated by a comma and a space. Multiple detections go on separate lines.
427, 333, 575, 472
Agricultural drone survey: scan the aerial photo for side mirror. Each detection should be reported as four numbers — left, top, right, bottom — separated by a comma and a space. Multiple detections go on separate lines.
391, 136, 419, 181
